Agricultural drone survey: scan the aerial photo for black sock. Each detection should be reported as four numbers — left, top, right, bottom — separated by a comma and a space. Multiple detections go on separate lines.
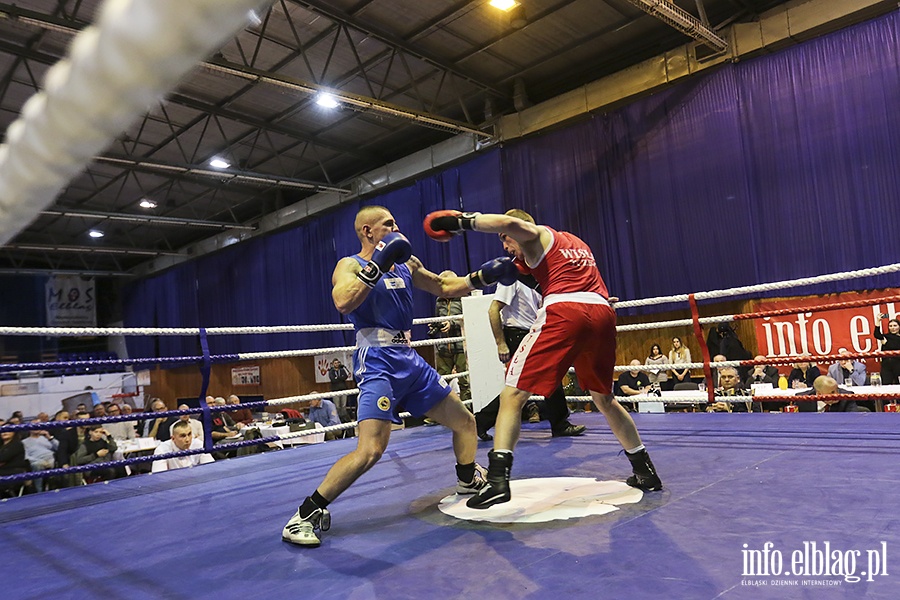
456, 462, 476, 483
299, 490, 330, 518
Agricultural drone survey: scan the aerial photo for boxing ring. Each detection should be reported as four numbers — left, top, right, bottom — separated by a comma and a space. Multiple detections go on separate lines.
3, 261, 900, 598
0, 2, 898, 596
1, 413, 897, 598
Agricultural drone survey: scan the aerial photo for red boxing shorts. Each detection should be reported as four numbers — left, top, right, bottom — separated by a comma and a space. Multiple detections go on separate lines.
505, 296, 616, 397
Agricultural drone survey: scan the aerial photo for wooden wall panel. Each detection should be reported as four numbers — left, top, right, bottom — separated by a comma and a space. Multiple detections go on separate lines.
143, 356, 329, 411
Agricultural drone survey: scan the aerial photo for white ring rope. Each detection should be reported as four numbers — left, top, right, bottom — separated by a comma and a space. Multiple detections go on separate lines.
611, 360, 741, 373
236, 337, 465, 361
614, 262, 900, 309
616, 316, 725, 332
0, 0, 271, 246
0, 315, 462, 337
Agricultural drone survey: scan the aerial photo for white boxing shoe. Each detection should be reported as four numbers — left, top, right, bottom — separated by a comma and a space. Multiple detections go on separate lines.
456, 463, 488, 494
282, 507, 331, 547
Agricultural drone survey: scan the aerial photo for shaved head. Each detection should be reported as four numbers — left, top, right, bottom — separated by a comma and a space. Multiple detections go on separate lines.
355, 205, 390, 242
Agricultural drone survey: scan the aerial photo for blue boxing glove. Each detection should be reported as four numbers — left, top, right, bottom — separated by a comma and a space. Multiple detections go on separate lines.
357, 232, 413, 288
466, 257, 518, 289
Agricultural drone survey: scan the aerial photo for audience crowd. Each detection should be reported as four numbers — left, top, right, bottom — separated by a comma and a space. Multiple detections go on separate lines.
0, 391, 340, 498
613, 323, 888, 414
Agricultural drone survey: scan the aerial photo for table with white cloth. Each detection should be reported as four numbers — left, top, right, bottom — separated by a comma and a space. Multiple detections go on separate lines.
116, 437, 160, 475
251, 422, 326, 448
752, 384, 900, 412
118, 437, 160, 454
632, 385, 900, 413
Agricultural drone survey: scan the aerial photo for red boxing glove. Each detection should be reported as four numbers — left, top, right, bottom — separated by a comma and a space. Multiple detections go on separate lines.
513, 259, 531, 275
423, 210, 480, 242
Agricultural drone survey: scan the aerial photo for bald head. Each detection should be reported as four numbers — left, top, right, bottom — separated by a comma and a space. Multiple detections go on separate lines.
354, 205, 391, 243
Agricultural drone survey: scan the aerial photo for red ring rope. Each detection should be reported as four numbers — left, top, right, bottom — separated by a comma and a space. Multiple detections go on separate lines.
732, 293, 900, 321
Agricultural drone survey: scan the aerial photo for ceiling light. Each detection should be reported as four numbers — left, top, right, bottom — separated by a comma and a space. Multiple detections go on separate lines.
139, 199, 157, 209
316, 93, 340, 109
209, 158, 230, 169
88, 230, 104, 238
489, 0, 519, 10
247, 10, 262, 27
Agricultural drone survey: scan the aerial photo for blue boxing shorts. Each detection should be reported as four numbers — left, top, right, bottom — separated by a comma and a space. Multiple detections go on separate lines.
353, 345, 451, 424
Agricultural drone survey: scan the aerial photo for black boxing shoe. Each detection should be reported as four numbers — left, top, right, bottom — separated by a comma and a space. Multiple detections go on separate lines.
625, 448, 663, 492
466, 451, 513, 509
551, 423, 586, 437
626, 472, 663, 492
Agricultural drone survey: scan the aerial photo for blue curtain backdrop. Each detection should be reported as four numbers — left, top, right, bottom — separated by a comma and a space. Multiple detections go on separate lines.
122, 11, 900, 357
0, 275, 48, 362
122, 151, 505, 357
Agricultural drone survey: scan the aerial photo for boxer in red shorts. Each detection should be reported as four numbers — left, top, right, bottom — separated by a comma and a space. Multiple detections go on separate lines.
425, 208, 662, 509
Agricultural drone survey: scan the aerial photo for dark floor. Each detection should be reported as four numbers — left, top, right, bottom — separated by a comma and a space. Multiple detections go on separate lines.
2, 413, 898, 599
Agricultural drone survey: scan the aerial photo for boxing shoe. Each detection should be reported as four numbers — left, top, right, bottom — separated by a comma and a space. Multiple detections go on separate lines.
282, 506, 331, 547
466, 451, 513, 509
477, 430, 493, 442
456, 463, 488, 494
551, 423, 586, 437
625, 448, 663, 492
626, 472, 663, 492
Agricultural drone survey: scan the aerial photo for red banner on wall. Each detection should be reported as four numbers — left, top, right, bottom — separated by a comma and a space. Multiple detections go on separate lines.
753, 290, 899, 359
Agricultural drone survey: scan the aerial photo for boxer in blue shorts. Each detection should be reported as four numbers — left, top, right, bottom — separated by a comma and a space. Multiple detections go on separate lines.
282, 205, 518, 547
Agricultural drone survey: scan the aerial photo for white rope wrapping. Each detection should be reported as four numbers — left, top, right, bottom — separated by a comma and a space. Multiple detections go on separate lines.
612, 395, 706, 403
614, 263, 900, 309
415, 315, 464, 325
0, 315, 461, 337
238, 346, 355, 361
0, 0, 271, 245
611, 361, 741, 373
616, 315, 726, 332
236, 337, 465, 361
